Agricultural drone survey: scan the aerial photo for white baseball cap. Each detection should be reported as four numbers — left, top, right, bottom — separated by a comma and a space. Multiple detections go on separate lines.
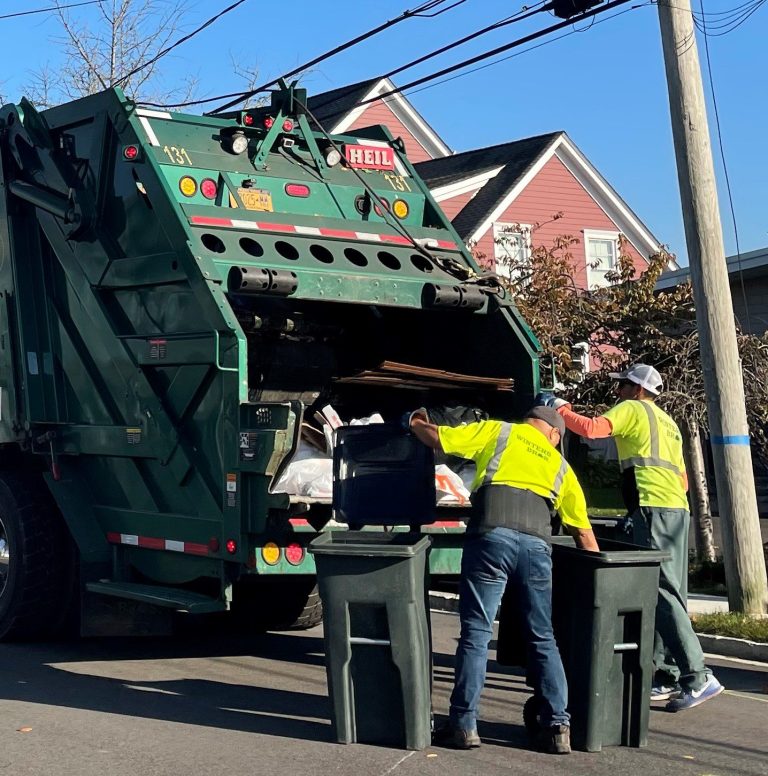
608, 363, 663, 396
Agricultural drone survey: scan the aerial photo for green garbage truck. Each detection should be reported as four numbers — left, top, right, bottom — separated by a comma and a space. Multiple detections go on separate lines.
0, 83, 540, 638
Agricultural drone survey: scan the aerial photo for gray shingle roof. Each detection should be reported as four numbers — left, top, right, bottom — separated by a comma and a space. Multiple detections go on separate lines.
415, 132, 563, 239
306, 78, 381, 128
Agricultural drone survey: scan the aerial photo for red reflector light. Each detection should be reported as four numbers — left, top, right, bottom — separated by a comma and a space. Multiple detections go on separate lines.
123, 145, 139, 160
282, 119, 294, 132
285, 543, 305, 566
263, 116, 274, 129
200, 178, 217, 200
285, 183, 310, 198
243, 113, 254, 126
226, 539, 237, 554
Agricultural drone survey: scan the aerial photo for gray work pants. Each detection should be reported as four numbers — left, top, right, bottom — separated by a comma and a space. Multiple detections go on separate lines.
630, 506, 711, 692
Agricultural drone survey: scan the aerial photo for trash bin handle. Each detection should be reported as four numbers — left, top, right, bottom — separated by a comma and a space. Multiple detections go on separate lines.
613, 642, 639, 652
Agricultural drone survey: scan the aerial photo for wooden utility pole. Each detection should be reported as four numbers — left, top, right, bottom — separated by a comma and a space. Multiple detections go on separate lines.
657, 0, 768, 613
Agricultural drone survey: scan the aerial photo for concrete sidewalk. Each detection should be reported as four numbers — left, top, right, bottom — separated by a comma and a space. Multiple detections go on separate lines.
428, 590, 768, 663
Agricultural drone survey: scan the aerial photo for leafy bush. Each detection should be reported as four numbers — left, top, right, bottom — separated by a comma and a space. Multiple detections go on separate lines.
692, 612, 768, 643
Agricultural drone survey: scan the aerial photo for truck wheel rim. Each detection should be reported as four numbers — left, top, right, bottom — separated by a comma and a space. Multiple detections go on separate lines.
0, 518, 8, 597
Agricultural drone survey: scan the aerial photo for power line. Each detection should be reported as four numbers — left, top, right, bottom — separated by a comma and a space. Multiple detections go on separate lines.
402, 2, 647, 100
697, 0, 751, 332
0, 1, 101, 20
311, 0, 635, 128
114, 0, 248, 88
207, 0, 468, 114
304, 1, 553, 120
691, 0, 767, 35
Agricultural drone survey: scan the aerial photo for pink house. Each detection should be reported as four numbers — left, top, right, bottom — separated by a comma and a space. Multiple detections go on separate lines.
308, 78, 673, 290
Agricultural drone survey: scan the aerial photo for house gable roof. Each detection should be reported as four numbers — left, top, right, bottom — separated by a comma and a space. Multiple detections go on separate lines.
306, 78, 381, 128
417, 132, 672, 265
307, 77, 451, 159
415, 133, 561, 238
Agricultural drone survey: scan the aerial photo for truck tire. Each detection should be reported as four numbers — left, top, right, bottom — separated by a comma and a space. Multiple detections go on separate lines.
0, 470, 77, 641
233, 576, 323, 632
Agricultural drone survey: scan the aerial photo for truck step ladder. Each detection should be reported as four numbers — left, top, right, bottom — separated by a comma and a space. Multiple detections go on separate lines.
86, 581, 227, 613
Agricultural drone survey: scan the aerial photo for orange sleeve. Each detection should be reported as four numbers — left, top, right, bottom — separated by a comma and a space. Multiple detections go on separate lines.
557, 406, 613, 439
682, 471, 689, 492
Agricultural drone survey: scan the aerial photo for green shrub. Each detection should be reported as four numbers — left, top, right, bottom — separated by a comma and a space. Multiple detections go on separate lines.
691, 612, 768, 643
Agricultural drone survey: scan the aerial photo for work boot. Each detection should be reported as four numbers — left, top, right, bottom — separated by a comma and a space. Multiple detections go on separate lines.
536, 724, 571, 755
432, 721, 481, 749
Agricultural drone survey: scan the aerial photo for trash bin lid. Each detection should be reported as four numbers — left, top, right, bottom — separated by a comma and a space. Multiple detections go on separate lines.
552, 536, 670, 565
308, 530, 432, 557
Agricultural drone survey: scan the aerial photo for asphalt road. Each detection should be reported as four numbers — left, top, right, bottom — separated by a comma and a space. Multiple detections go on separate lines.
1, 611, 766, 776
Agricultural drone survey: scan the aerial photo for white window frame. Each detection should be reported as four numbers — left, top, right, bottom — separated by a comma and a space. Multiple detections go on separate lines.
573, 341, 590, 380
584, 229, 620, 288
493, 222, 531, 282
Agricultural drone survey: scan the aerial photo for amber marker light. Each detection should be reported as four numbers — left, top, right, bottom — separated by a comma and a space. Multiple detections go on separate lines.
261, 543, 281, 565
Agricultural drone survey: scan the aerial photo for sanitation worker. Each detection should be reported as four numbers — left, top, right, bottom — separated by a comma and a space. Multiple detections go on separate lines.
542, 363, 724, 711
409, 405, 599, 755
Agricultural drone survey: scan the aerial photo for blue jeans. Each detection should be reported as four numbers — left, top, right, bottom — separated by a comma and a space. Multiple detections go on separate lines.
450, 528, 569, 730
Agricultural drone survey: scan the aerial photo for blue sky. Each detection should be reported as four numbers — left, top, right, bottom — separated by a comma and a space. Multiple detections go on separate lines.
0, 0, 765, 264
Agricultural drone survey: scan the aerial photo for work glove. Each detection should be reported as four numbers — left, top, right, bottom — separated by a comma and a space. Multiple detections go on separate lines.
534, 392, 570, 411
401, 408, 429, 431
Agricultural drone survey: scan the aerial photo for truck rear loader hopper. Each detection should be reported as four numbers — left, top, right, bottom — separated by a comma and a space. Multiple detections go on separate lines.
0, 85, 539, 638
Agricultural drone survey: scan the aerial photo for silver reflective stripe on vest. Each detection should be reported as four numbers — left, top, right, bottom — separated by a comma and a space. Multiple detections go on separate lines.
552, 457, 568, 497
483, 422, 512, 485
619, 402, 681, 474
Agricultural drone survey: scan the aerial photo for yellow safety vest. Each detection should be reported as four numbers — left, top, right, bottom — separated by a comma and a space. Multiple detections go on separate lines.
602, 399, 688, 509
437, 421, 591, 530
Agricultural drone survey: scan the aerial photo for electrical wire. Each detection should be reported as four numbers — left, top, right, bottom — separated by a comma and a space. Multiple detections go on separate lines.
0, 1, 101, 20
312, 0, 635, 128
303, 1, 553, 120
401, 2, 647, 100
114, 0, 248, 88
698, 0, 751, 332
206, 0, 467, 114
691, 0, 767, 35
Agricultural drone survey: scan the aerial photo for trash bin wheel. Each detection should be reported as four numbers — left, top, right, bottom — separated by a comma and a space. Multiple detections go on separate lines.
523, 695, 542, 742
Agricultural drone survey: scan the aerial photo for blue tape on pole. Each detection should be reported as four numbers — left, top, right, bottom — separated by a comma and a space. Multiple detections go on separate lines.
711, 435, 751, 445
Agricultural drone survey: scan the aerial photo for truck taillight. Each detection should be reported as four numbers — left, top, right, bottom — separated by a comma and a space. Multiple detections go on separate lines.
200, 178, 217, 199
123, 145, 140, 161
282, 119, 294, 132
285, 543, 305, 566
263, 117, 274, 129
285, 183, 310, 198
243, 113, 255, 126
226, 539, 237, 554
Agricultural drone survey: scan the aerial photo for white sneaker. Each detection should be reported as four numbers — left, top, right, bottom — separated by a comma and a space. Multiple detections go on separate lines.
666, 676, 724, 712
651, 684, 681, 701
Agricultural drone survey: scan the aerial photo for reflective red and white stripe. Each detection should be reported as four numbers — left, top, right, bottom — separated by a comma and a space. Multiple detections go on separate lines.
107, 532, 209, 556
189, 215, 456, 250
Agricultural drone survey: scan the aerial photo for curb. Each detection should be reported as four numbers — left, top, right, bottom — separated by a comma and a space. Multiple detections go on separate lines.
697, 633, 768, 663
428, 590, 768, 663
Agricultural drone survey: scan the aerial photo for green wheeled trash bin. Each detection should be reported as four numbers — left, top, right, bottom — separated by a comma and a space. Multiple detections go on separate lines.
497, 537, 668, 752
308, 531, 433, 750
